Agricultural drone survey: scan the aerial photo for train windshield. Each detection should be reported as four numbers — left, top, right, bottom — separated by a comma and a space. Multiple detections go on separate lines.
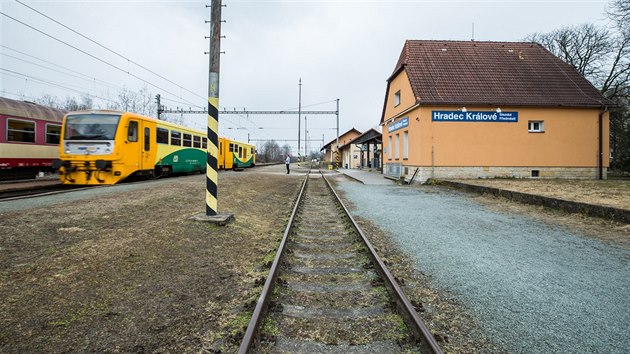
64, 114, 121, 140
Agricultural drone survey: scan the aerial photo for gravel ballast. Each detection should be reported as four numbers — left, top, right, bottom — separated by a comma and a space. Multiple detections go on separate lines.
337, 181, 630, 354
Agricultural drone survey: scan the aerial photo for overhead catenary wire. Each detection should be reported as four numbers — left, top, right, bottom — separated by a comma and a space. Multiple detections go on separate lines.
1, 69, 119, 105
0, 10, 202, 109
1, 45, 122, 91
14, 0, 207, 102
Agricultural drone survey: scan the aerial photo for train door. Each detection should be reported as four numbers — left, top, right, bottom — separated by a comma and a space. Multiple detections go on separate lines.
141, 126, 151, 170
127, 120, 141, 171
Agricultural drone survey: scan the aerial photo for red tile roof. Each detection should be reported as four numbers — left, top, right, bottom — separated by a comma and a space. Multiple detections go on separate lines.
386, 40, 612, 117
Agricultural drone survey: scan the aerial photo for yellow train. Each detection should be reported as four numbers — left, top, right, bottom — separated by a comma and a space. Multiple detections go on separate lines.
53, 110, 255, 185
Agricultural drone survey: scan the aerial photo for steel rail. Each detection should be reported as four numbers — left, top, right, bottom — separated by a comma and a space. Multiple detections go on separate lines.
321, 171, 444, 354
238, 169, 310, 354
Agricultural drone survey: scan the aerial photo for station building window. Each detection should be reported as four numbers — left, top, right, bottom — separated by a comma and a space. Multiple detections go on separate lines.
46, 124, 61, 144
403, 131, 408, 159
171, 131, 181, 146
7, 119, 35, 143
395, 133, 400, 160
394, 90, 401, 107
528, 121, 544, 133
388, 135, 392, 160
156, 127, 169, 144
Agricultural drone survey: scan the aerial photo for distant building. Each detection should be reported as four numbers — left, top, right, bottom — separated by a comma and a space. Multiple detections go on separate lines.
350, 128, 382, 170
381, 40, 613, 183
321, 128, 361, 168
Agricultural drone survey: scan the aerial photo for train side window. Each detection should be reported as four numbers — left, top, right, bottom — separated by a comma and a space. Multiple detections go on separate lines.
156, 127, 169, 144
171, 131, 181, 145
193, 136, 201, 148
46, 124, 61, 144
183, 133, 192, 147
251, 147, 254, 155
128, 121, 138, 142
229, 143, 234, 152
7, 119, 35, 143
203, 138, 208, 149
239, 146, 243, 158
144, 127, 150, 151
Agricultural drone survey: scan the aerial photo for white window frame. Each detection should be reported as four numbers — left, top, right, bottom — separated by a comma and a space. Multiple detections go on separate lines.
403, 130, 409, 159
395, 133, 400, 160
394, 90, 401, 107
388, 135, 392, 160
45, 123, 62, 145
528, 120, 544, 133
7, 118, 36, 143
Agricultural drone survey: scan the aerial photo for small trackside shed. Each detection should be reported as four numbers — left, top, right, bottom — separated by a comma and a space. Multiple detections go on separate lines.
380, 40, 614, 183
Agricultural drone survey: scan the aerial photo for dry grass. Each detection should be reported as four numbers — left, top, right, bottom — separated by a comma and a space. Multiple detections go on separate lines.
0, 165, 302, 353
449, 178, 630, 210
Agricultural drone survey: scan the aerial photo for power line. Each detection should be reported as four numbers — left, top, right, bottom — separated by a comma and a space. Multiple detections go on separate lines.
1, 45, 122, 90
14, 0, 206, 102
1, 69, 118, 104
0, 10, 202, 109
2, 51, 123, 91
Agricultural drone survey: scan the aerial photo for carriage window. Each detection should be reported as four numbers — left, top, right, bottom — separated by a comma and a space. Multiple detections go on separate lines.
183, 133, 192, 147
128, 121, 138, 142
144, 127, 150, 151
251, 147, 254, 155
46, 124, 61, 144
170, 131, 181, 145
203, 138, 207, 149
239, 146, 243, 158
7, 119, 35, 143
156, 127, 169, 144
193, 136, 201, 148
229, 143, 234, 152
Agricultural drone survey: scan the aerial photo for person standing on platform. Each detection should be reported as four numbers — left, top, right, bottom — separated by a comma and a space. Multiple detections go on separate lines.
285, 154, 291, 174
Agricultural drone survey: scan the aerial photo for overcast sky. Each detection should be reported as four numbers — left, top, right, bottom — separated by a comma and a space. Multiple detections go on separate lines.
0, 0, 612, 153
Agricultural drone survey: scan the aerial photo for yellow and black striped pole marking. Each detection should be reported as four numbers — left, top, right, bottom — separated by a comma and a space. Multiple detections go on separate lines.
298, 152, 301, 167
206, 0, 222, 217
206, 94, 219, 216
335, 151, 339, 169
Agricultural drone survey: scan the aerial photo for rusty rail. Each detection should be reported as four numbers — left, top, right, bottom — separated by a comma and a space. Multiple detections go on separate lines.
238, 169, 310, 353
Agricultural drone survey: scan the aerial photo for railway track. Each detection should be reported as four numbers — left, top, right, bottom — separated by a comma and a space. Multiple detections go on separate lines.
239, 169, 443, 353
0, 183, 90, 201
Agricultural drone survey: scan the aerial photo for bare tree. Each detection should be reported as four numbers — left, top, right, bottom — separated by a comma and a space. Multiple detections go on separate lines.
34, 94, 62, 109
258, 140, 281, 163
527, 2, 630, 173
111, 85, 156, 117
526, 24, 629, 99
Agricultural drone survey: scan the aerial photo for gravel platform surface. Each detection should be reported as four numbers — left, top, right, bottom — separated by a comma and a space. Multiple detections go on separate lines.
336, 181, 630, 354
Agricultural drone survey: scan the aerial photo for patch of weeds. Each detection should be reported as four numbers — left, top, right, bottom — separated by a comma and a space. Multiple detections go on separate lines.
260, 317, 278, 338
383, 313, 411, 340
226, 312, 251, 343
49, 300, 108, 327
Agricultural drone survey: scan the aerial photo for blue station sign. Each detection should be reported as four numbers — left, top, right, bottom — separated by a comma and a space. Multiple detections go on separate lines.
432, 111, 518, 123
388, 117, 409, 133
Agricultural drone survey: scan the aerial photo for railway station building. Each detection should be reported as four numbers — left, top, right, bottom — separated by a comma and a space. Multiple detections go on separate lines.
381, 40, 613, 183
321, 128, 361, 168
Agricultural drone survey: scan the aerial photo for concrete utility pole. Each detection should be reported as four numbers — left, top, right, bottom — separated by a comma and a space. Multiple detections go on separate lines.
190, 0, 232, 224
335, 98, 340, 168
298, 78, 302, 165
304, 115, 308, 158
205, 0, 222, 216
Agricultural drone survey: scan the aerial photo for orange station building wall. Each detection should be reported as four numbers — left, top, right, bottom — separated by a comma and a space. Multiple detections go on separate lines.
382, 71, 610, 181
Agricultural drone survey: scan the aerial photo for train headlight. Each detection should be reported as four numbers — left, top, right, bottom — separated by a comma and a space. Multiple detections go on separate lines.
65, 150, 71, 154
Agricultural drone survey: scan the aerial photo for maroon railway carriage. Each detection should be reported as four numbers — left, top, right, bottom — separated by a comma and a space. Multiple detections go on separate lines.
0, 97, 67, 180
